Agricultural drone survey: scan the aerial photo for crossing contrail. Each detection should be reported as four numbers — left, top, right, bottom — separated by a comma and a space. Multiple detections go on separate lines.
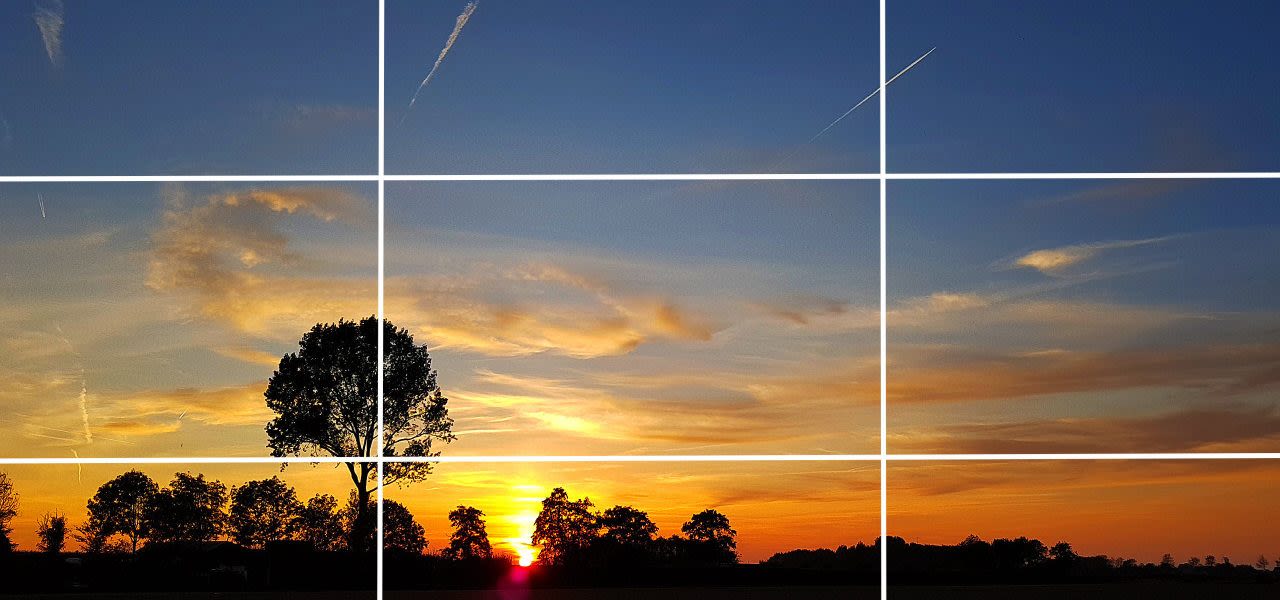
401, 1, 478, 124
807, 47, 935, 143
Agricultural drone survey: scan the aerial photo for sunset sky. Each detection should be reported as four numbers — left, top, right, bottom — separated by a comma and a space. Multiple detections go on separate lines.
5, 0, 1280, 578
0, 183, 376, 457
386, 0, 877, 173
387, 461, 878, 564
0, 1, 376, 174
890, 460, 1280, 564
889, 180, 1280, 453
387, 181, 879, 455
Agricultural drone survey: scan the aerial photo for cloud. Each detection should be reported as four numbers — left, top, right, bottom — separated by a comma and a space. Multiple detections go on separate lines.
102, 381, 274, 428
446, 358, 878, 452
147, 185, 375, 338
33, 0, 64, 66
890, 342, 1280, 405
751, 296, 871, 328
213, 346, 284, 367
894, 404, 1280, 454
387, 260, 722, 358
1010, 236, 1173, 276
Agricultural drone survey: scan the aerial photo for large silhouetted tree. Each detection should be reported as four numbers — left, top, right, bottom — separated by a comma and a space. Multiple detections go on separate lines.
0, 472, 18, 553
682, 509, 737, 564
446, 505, 493, 560
144, 472, 227, 544
296, 493, 345, 551
265, 317, 454, 552
532, 487, 598, 565
228, 476, 302, 548
86, 470, 157, 553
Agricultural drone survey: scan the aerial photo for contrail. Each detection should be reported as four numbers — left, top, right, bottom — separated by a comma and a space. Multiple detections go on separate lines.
33, 0, 65, 67
400, 1, 478, 124
54, 325, 92, 444
807, 47, 935, 143
71, 449, 82, 484
39, 193, 46, 218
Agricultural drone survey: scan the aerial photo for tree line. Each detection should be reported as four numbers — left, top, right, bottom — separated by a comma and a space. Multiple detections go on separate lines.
882, 535, 1280, 584
0, 472, 738, 571
528, 487, 737, 567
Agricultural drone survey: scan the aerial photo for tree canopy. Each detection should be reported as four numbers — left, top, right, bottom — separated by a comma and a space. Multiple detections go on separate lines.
446, 505, 493, 560
0, 472, 18, 553
532, 487, 598, 565
228, 476, 302, 548
144, 472, 228, 544
85, 470, 157, 553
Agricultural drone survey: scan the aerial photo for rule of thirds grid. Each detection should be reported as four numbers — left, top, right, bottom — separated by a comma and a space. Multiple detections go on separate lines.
4, 2, 1280, 600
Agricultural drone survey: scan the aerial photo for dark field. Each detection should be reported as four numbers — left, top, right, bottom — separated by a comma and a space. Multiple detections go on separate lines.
388, 587, 877, 599
893, 583, 1280, 599
3, 595, 373, 600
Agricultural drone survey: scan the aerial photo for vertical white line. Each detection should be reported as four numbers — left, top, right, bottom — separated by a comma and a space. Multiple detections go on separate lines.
878, 0, 888, 597
377, 1, 387, 599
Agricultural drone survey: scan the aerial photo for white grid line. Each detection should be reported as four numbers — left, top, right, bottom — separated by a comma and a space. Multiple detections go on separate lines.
377, 0, 387, 597
878, 0, 889, 596
8, 171, 1280, 183
8, 453, 1278, 466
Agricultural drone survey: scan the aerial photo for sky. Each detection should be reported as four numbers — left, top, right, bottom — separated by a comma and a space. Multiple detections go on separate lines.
0, 183, 377, 457
888, 1, 1280, 172
386, 0, 878, 173
386, 181, 880, 455
888, 179, 1280, 453
890, 460, 1280, 564
0, 0, 376, 174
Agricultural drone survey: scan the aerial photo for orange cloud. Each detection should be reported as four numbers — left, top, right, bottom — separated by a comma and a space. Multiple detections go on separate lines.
146, 185, 375, 339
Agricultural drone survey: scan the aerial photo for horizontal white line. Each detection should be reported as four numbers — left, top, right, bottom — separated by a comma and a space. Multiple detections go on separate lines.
382, 174, 881, 181
5, 453, 1280, 465
887, 172, 1280, 180
0, 175, 380, 183
0, 456, 370, 465
886, 453, 1280, 461
4, 172, 1280, 183
396, 454, 882, 462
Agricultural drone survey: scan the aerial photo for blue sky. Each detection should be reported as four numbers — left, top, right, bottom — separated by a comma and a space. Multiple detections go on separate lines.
0, 1, 376, 174
386, 0, 878, 173
889, 1, 1280, 172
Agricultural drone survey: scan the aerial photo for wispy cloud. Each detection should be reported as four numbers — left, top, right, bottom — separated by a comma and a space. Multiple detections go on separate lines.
895, 404, 1280, 454
1009, 236, 1174, 275
387, 260, 722, 358
33, 0, 65, 67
